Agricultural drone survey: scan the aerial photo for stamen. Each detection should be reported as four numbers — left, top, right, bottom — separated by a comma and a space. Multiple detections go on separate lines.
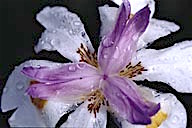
77, 43, 98, 67
146, 110, 168, 128
119, 62, 147, 78
29, 81, 47, 110
87, 90, 108, 117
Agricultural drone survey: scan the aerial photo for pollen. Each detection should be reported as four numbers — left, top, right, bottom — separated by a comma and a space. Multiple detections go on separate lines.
77, 43, 98, 67
146, 110, 168, 128
87, 90, 108, 117
119, 62, 147, 78
30, 81, 47, 110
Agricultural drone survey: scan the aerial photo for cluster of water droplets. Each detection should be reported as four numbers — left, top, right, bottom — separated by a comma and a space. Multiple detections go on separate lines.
68, 63, 86, 72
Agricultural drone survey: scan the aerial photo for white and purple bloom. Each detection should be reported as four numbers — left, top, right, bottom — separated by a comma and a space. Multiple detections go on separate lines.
1, 0, 191, 127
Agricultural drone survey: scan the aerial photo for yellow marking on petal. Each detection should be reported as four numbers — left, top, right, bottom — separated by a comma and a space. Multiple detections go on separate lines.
146, 110, 168, 128
119, 62, 147, 78
29, 81, 47, 110
77, 43, 98, 68
30, 98, 47, 110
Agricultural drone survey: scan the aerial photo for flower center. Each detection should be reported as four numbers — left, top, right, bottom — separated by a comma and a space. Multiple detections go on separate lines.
87, 89, 108, 117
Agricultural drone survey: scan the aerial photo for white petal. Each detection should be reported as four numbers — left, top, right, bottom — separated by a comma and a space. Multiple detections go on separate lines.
41, 100, 77, 127
61, 101, 107, 128
1, 60, 77, 127
35, 6, 94, 62
133, 40, 192, 93
98, 5, 118, 38
112, 0, 155, 18
8, 97, 46, 127
121, 87, 187, 128
137, 18, 180, 49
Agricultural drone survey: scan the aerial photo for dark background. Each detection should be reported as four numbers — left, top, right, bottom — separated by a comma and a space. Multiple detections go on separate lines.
0, 0, 192, 128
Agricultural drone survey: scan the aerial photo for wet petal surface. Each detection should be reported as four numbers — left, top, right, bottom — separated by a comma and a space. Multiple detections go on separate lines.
35, 6, 94, 62
121, 87, 187, 128
22, 62, 101, 100
102, 76, 160, 125
133, 40, 192, 93
1, 60, 80, 127
61, 101, 107, 128
98, 5, 150, 75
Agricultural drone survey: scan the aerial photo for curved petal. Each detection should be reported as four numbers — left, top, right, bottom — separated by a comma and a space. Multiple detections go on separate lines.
98, 5, 150, 75
61, 100, 107, 128
138, 18, 180, 49
112, 0, 155, 18
1, 60, 79, 127
99, 6, 180, 50
35, 6, 94, 62
133, 40, 192, 93
22, 62, 101, 100
102, 76, 160, 125
121, 87, 187, 128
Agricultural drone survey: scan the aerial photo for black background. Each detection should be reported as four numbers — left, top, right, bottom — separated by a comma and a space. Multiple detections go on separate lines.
0, 0, 192, 128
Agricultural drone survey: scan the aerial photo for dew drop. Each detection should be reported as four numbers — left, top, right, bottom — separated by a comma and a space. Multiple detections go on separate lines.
132, 34, 139, 41
40, 40, 45, 45
68, 30, 73, 35
3, 87, 8, 93
171, 115, 179, 124
52, 30, 57, 33
68, 65, 76, 72
103, 54, 108, 59
73, 21, 81, 26
113, 46, 119, 59
59, 25, 65, 29
103, 40, 114, 47
77, 63, 85, 69
16, 81, 24, 90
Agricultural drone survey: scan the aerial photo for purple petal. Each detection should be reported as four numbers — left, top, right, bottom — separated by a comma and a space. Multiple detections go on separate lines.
98, 5, 150, 75
27, 76, 101, 100
22, 62, 101, 99
102, 76, 160, 125
22, 62, 99, 83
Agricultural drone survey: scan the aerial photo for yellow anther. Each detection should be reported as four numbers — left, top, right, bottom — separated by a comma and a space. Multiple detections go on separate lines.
77, 43, 98, 68
119, 62, 147, 78
146, 110, 168, 128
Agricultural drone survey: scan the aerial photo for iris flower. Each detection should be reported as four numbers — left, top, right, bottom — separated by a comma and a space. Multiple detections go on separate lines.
1, 0, 191, 127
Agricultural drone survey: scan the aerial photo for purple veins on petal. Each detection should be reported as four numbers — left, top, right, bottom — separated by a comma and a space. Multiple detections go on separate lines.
22, 62, 101, 100
22, 62, 99, 83
98, 4, 151, 75
102, 76, 160, 125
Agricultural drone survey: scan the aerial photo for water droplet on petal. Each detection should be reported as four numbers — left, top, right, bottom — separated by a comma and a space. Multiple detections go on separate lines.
16, 81, 24, 90
77, 63, 85, 69
132, 34, 139, 41
113, 46, 119, 59
103, 40, 114, 47
40, 40, 45, 45
171, 115, 179, 124
68, 65, 76, 72
68, 30, 73, 35
73, 21, 81, 26
3, 87, 8, 93
103, 54, 108, 59
52, 30, 57, 33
